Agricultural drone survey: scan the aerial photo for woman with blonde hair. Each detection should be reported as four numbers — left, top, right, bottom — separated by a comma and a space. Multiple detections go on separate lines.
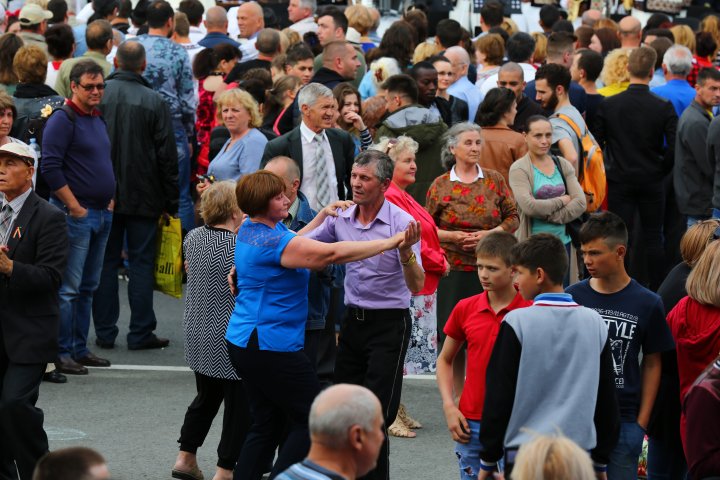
671, 25, 696, 53
372, 135, 447, 438
530, 32, 547, 69
198, 89, 268, 194
512, 434, 596, 480
345, 4, 375, 52
413, 42, 441, 64
598, 48, 631, 96
173, 181, 249, 480
667, 237, 720, 449
651, 219, 720, 480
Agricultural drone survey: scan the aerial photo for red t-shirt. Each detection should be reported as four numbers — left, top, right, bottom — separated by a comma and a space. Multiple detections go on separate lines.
444, 291, 532, 420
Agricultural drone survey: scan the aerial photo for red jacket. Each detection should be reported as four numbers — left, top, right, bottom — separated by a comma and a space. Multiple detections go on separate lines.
667, 296, 720, 447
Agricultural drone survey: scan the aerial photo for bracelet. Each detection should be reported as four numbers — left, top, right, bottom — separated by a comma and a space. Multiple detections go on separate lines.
400, 251, 416, 267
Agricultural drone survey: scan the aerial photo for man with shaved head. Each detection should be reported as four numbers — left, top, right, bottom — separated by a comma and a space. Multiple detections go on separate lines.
618, 15, 642, 48
199, 6, 240, 48
226, 28, 280, 83
276, 384, 385, 480
497, 62, 545, 133
236, 1, 264, 63
445, 46, 481, 122
311, 41, 360, 89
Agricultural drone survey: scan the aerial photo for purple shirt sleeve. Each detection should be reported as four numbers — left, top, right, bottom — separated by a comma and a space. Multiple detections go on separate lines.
304, 213, 338, 243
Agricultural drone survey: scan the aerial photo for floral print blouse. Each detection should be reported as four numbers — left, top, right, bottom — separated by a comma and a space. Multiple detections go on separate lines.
425, 167, 519, 271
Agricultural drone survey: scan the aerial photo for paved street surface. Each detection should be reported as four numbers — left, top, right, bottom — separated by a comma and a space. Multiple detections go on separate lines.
40, 283, 456, 479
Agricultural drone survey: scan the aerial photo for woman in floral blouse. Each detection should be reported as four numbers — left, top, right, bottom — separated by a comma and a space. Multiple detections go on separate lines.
426, 122, 518, 396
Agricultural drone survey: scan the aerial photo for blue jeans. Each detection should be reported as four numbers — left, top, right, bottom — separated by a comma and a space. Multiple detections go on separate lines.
647, 436, 687, 480
92, 214, 159, 347
174, 125, 195, 233
51, 200, 113, 359
455, 420, 482, 480
608, 421, 646, 480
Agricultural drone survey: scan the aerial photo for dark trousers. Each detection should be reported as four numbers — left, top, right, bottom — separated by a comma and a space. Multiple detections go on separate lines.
227, 341, 321, 480
608, 180, 666, 291
92, 214, 159, 347
0, 343, 47, 480
335, 308, 412, 480
304, 324, 337, 389
177, 372, 250, 470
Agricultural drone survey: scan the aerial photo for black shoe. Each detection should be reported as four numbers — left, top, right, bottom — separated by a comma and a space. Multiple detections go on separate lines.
95, 338, 115, 349
128, 335, 170, 351
55, 357, 89, 375
43, 371, 68, 383
75, 352, 111, 367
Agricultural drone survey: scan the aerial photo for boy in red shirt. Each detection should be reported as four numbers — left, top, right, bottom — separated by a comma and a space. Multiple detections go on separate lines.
436, 231, 531, 480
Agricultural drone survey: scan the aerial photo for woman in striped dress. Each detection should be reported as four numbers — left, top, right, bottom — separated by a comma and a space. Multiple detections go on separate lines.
172, 181, 249, 480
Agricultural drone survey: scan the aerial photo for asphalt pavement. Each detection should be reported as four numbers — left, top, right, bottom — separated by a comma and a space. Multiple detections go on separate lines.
39, 283, 457, 479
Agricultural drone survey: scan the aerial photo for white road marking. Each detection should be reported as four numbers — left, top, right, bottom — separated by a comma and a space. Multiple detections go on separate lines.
99, 365, 438, 381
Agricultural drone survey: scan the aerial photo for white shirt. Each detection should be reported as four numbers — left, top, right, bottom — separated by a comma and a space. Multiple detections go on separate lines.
239, 32, 259, 63
189, 25, 206, 45
289, 16, 318, 36
299, 121, 339, 211
450, 164, 484, 182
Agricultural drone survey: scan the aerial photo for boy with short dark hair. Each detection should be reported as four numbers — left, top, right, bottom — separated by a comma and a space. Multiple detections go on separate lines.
566, 212, 675, 480
437, 231, 531, 480
479, 233, 619, 479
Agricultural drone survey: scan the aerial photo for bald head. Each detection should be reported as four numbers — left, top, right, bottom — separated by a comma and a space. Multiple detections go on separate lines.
237, 1, 264, 38
581, 9, 602, 27
309, 384, 381, 445
498, 61, 525, 99
115, 40, 146, 72
204, 6, 228, 31
618, 16, 641, 47
445, 46, 470, 78
500, 61, 523, 77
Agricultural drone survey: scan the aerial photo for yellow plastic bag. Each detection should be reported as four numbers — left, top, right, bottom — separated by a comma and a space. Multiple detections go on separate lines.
154, 216, 183, 298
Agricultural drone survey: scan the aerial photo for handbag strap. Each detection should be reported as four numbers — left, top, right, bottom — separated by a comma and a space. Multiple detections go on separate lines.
550, 154, 569, 195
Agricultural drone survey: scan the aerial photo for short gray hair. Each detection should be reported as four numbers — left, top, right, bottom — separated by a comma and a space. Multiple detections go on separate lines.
297, 82, 333, 110
299, 0, 316, 12
441, 122, 482, 171
354, 150, 394, 183
663, 45, 693, 76
309, 386, 378, 448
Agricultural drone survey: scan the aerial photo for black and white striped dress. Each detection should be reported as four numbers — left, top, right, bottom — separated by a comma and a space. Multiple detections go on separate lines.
183, 225, 239, 380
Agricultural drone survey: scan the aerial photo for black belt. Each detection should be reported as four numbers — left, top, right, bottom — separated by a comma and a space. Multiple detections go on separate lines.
347, 307, 407, 322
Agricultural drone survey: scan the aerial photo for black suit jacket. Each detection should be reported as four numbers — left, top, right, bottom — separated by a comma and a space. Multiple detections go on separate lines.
0, 191, 67, 363
260, 126, 356, 201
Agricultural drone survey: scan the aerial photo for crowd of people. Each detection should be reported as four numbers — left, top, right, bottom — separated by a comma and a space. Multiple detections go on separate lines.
1, 0, 720, 478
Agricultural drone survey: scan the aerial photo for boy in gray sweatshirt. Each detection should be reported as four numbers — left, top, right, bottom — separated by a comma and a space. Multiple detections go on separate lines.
478, 233, 619, 479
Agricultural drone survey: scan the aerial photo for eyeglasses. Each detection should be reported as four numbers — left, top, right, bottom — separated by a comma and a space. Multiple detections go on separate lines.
77, 83, 106, 92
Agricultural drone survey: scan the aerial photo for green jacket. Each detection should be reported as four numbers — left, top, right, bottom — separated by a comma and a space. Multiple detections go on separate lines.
374, 105, 448, 205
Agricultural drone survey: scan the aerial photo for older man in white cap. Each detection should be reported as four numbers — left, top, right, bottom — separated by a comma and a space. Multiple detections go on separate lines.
18, 3, 52, 54
0, 142, 68, 480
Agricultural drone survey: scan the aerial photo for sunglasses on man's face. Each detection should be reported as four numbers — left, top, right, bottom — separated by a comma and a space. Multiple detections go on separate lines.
77, 83, 106, 92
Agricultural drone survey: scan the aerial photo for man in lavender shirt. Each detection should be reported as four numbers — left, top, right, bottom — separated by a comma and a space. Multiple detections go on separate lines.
305, 150, 424, 480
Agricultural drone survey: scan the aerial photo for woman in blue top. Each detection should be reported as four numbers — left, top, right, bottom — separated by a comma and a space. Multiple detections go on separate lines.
199, 89, 267, 194
508, 115, 586, 285
227, 170, 418, 479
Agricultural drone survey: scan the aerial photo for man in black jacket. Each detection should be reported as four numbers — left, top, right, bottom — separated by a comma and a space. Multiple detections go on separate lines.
94, 41, 178, 350
0, 142, 68, 480
594, 46, 678, 291
310, 41, 360, 90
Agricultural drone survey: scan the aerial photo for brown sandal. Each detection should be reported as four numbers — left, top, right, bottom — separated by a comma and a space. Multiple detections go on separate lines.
388, 416, 416, 438
398, 403, 422, 429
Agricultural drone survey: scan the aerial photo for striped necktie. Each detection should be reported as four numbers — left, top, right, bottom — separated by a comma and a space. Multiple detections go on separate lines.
0, 203, 13, 245
314, 133, 331, 208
